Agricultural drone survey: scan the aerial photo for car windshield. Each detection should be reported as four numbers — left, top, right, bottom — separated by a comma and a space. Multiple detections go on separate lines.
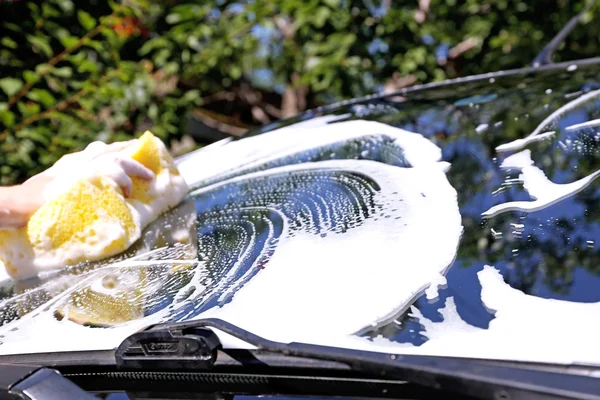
1, 60, 599, 366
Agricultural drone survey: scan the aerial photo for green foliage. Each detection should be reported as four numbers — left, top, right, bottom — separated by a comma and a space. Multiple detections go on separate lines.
0, 0, 200, 185
1, 0, 599, 185
145, 0, 600, 103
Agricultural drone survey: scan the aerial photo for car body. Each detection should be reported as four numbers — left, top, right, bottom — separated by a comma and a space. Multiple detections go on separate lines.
1, 53, 600, 399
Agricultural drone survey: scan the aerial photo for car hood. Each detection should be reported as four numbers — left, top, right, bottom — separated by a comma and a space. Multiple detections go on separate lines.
1, 59, 600, 365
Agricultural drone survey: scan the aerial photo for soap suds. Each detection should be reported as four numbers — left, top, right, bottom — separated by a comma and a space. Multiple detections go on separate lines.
177, 120, 443, 188
565, 118, 600, 131
0, 132, 188, 280
190, 160, 461, 343
482, 149, 600, 218
0, 119, 462, 355
424, 273, 447, 301
495, 131, 555, 153
495, 89, 600, 153
238, 265, 600, 366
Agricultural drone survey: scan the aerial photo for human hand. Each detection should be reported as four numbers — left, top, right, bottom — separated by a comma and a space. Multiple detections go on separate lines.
0, 140, 154, 229
37, 139, 155, 199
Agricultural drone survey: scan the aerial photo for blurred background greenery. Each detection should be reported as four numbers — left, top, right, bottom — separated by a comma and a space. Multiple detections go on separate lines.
0, 0, 599, 185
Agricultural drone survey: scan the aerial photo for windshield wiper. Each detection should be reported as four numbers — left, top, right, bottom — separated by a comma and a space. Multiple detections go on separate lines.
115, 318, 600, 400
0, 363, 96, 400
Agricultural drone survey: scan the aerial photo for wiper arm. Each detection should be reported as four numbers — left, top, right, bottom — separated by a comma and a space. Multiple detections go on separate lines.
116, 318, 600, 400
0, 363, 96, 400
532, 0, 598, 67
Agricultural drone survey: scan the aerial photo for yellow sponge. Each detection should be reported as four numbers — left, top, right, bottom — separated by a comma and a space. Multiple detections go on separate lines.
0, 132, 189, 280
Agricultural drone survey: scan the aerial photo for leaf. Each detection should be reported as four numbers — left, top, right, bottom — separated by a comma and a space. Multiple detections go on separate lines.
41, 2, 60, 18
36, 64, 53, 75
17, 102, 41, 118
181, 89, 201, 105
28, 2, 41, 17
0, 110, 15, 128
148, 103, 158, 119
3, 23, 20, 32
15, 128, 51, 146
153, 48, 172, 65
139, 37, 170, 55
55, 0, 74, 13
0, 77, 23, 96
85, 39, 104, 52
58, 35, 79, 48
77, 98, 95, 112
44, 76, 66, 93
166, 13, 182, 24
229, 65, 242, 79
23, 71, 41, 84
76, 59, 99, 74
77, 10, 96, 30
27, 89, 55, 107
1, 37, 17, 49
51, 66, 73, 78
27, 35, 53, 57
313, 7, 331, 28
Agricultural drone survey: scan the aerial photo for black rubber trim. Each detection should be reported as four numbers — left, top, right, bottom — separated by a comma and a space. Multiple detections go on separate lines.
67, 371, 463, 400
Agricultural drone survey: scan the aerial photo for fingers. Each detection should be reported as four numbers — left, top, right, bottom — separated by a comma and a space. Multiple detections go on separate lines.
86, 139, 138, 159
42, 140, 152, 200
107, 167, 134, 198
104, 139, 137, 153
117, 157, 155, 181
98, 154, 154, 198
84, 141, 108, 158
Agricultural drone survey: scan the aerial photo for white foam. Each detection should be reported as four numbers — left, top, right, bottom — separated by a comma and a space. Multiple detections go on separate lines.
475, 124, 489, 133
193, 160, 462, 343
482, 150, 600, 218
425, 273, 447, 301
411, 266, 600, 364
495, 131, 555, 153
258, 265, 600, 365
565, 119, 600, 131
178, 119, 442, 187
496, 89, 600, 153
0, 119, 461, 355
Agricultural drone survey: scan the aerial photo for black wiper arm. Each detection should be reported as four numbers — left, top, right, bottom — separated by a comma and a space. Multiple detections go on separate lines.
116, 318, 600, 400
0, 363, 96, 400
532, 0, 598, 67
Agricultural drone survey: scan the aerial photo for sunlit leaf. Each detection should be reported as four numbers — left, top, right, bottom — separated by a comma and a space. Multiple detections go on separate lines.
23, 71, 41, 84
77, 10, 96, 30
27, 35, 53, 57
1, 37, 17, 49
0, 78, 23, 96
53, 0, 73, 13
27, 89, 56, 108
51, 66, 73, 78
35, 64, 53, 75
58, 35, 79, 48
0, 110, 15, 128
17, 101, 41, 118
76, 59, 100, 74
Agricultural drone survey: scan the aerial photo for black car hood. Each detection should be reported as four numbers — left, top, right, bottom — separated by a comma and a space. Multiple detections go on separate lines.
1, 59, 600, 366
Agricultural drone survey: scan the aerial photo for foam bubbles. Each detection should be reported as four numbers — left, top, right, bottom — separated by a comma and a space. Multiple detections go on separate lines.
0, 119, 462, 355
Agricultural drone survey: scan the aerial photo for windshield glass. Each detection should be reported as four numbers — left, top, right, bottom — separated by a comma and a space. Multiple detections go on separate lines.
1, 61, 600, 364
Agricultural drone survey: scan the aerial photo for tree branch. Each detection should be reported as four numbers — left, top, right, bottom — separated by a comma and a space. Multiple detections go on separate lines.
7, 5, 124, 110
0, 69, 118, 141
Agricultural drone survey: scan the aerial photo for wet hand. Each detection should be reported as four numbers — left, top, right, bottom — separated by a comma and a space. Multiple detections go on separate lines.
0, 140, 154, 229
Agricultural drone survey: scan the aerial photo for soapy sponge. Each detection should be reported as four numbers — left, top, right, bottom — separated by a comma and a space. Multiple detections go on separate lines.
0, 132, 189, 280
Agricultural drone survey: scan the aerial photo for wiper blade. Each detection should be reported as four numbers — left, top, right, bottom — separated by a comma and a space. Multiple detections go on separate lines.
0, 363, 95, 400
116, 318, 600, 400
532, 0, 598, 67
